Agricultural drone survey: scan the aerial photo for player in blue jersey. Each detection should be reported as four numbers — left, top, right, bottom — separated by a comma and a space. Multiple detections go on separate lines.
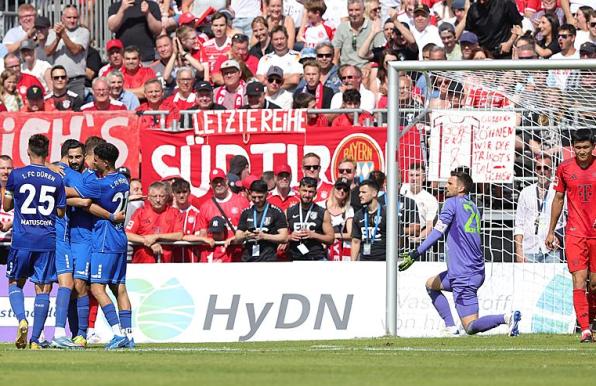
3, 134, 66, 349
74, 142, 133, 349
399, 169, 522, 336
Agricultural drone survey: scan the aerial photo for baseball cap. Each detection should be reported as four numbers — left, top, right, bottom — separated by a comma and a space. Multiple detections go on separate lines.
413, 4, 430, 15
178, 12, 197, 26
208, 216, 227, 233
210, 168, 226, 182
106, 39, 124, 52
117, 166, 131, 179
460, 31, 479, 45
34, 16, 51, 29
19, 40, 36, 51
334, 177, 350, 190
580, 42, 596, 55
451, 0, 465, 10
220, 59, 240, 71
26, 85, 44, 101
266, 66, 284, 79
241, 174, 260, 190
195, 80, 213, 92
438, 22, 455, 35
300, 47, 317, 62
274, 163, 291, 175
246, 82, 265, 96
218, 8, 235, 23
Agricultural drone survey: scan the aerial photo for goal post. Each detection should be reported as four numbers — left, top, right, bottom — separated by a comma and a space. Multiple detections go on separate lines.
385, 59, 596, 336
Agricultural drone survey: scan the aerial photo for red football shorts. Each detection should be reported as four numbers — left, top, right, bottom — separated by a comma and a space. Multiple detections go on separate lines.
565, 235, 596, 273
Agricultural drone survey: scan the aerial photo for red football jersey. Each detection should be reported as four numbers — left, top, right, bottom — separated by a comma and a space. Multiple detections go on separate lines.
123, 66, 157, 90
213, 54, 259, 77
136, 100, 180, 128
197, 192, 250, 231
554, 157, 596, 238
80, 100, 127, 111
268, 189, 300, 211
172, 205, 201, 263
201, 37, 232, 73
17, 73, 43, 101
164, 91, 198, 111
126, 205, 184, 263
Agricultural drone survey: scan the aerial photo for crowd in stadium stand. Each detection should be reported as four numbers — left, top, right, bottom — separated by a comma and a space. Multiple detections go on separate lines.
0, 0, 595, 263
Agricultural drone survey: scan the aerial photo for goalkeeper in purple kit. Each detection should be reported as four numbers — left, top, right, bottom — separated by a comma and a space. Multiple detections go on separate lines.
399, 169, 522, 336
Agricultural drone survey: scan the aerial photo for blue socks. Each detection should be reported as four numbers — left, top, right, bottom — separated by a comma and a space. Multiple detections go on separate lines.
427, 288, 456, 327
8, 284, 26, 322
31, 293, 50, 343
55, 287, 71, 329
68, 297, 79, 337
466, 314, 506, 335
77, 295, 90, 338
101, 303, 120, 327
119, 310, 132, 335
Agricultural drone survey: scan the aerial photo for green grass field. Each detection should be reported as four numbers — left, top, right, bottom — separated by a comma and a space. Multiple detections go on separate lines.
0, 335, 593, 386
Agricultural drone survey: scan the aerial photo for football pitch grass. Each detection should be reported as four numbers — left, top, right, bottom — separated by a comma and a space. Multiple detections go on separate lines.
1, 334, 594, 386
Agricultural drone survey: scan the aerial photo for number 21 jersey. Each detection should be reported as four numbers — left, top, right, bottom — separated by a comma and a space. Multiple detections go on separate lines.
6, 164, 66, 251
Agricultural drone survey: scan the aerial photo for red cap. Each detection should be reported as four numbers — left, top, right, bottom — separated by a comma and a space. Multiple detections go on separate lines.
241, 175, 260, 190
210, 168, 226, 182
178, 12, 197, 26
106, 39, 123, 51
274, 163, 291, 175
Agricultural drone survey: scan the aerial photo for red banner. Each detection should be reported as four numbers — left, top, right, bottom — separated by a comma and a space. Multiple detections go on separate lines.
140, 124, 424, 197
0, 112, 140, 177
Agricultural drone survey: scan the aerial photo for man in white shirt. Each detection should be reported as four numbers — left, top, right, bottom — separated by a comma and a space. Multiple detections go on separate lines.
2, 4, 37, 54
330, 64, 375, 112
264, 66, 294, 109
410, 4, 443, 60
19, 40, 52, 92
548, 24, 580, 90
514, 155, 564, 263
574, 10, 596, 49
256, 26, 303, 90
400, 163, 439, 242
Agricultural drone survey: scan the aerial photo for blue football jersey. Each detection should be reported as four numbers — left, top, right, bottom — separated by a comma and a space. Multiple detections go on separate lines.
6, 164, 66, 251
70, 168, 98, 242
77, 171, 129, 253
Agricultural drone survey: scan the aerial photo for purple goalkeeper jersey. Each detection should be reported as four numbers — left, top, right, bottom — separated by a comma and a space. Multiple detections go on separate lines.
417, 195, 484, 277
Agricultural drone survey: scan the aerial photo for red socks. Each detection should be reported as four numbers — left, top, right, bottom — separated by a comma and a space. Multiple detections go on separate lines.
88, 294, 99, 328
573, 288, 590, 331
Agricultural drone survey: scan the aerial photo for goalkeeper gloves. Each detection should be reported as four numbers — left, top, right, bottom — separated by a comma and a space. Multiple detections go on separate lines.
398, 249, 419, 271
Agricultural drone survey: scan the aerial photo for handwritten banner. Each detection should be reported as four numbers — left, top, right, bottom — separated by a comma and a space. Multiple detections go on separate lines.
428, 111, 516, 183
193, 109, 307, 136
0, 112, 140, 177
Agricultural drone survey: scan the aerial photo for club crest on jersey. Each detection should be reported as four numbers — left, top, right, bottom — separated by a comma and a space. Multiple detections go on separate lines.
310, 212, 317, 220
231, 207, 239, 214
63, 99, 71, 109
264, 217, 271, 226
188, 217, 195, 223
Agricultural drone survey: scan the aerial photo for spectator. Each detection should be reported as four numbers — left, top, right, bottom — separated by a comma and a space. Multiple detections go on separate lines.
450, 0, 468, 27
164, 67, 197, 110
264, 66, 294, 109
98, 39, 125, 78
166, 29, 209, 87
301, 152, 334, 205
531, 0, 564, 33
229, 0, 262, 37
190, 81, 226, 110
122, 46, 157, 99
465, 0, 522, 58
45, 5, 90, 98
514, 155, 563, 263
33, 16, 53, 64
107, 70, 140, 110
332, 89, 375, 127
0, 155, 14, 240
263, 171, 276, 191
213, 59, 247, 109
196, 168, 250, 261
19, 40, 51, 92
401, 162, 439, 242
256, 26, 303, 89
212, 33, 259, 86
368, 49, 398, 106
351, 179, 386, 261
286, 177, 334, 261
136, 79, 179, 128
332, 0, 384, 67
371, 19, 418, 61
21, 85, 46, 112
294, 60, 334, 108
45, 65, 85, 111
249, 17, 274, 59
229, 155, 251, 182
0, 70, 24, 111
202, 12, 232, 74
574, 9, 596, 49
548, 24, 580, 90
268, 163, 300, 211
235, 179, 288, 262
292, 92, 329, 127
534, 13, 561, 58
396, 0, 416, 26
149, 34, 176, 95
439, 22, 461, 60
264, 0, 296, 49
80, 77, 127, 111
194, 216, 231, 263
3, 53, 43, 102
108, 0, 162, 63
296, 42, 341, 93
330, 64, 375, 111
324, 0, 349, 29
324, 178, 354, 261
297, 0, 336, 49
580, 41, 596, 58
126, 181, 184, 263
411, 4, 443, 60
283, 0, 306, 31
460, 31, 479, 60
1, 4, 37, 54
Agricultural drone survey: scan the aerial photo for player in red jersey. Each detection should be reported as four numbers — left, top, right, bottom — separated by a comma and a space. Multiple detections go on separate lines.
197, 168, 250, 261
80, 78, 127, 111
546, 128, 596, 343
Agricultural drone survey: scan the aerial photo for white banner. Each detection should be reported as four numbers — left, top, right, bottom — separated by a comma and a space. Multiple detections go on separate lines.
428, 111, 517, 183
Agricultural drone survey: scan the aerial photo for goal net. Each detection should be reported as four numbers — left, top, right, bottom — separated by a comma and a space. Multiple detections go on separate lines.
390, 61, 595, 336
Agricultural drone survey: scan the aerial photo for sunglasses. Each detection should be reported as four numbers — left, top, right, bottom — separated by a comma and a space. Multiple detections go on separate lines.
591, 22, 596, 27
52, 75, 67, 80
536, 166, 551, 171
557, 34, 571, 39
268, 77, 283, 84
372, 7, 381, 12
341, 75, 355, 81
232, 33, 249, 43
337, 187, 350, 193
517, 55, 535, 59
317, 53, 333, 58
339, 168, 353, 174
303, 165, 320, 171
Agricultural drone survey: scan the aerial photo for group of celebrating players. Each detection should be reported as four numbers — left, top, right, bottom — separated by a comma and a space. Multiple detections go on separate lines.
5, 134, 133, 350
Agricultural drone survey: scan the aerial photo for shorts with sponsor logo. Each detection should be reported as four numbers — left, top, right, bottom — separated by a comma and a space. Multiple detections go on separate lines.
90, 252, 127, 285
565, 235, 596, 273
440, 270, 485, 318
55, 239, 73, 276
72, 241, 92, 281
6, 248, 56, 284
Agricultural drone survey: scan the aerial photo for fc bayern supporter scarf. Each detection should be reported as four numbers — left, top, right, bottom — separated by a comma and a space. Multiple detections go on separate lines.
300, 82, 324, 109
